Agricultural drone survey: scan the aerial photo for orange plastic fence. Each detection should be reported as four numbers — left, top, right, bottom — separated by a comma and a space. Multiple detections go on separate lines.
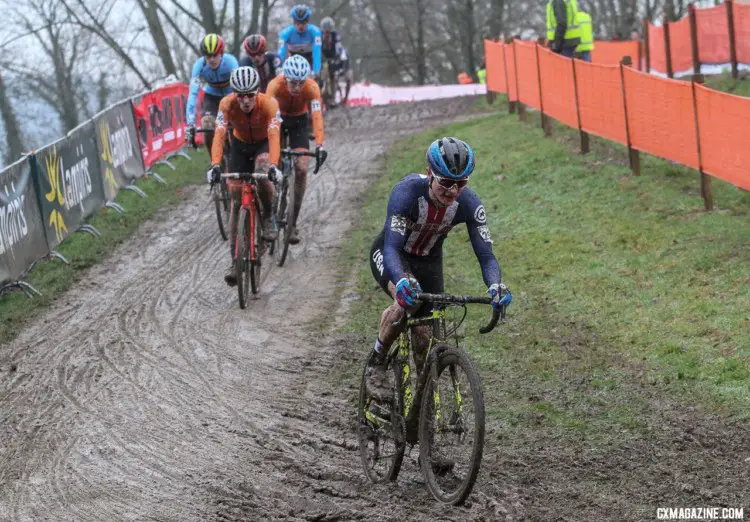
734, 3, 750, 64
592, 41, 640, 69
669, 17, 693, 74
484, 40, 507, 94
648, 23, 668, 74
623, 68, 699, 169
694, 84, 750, 190
696, 3, 729, 64
537, 47, 578, 129
575, 62, 628, 145
505, 43, 518, 102
514, 42, 541, 110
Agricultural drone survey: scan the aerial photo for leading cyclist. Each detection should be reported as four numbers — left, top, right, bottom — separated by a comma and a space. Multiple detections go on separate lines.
366, 137, 513, 400
185, 34, 239, 153
207, 67, 282, 286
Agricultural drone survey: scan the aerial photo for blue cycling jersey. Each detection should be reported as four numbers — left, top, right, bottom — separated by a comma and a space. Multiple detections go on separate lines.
382, 174, 501, 287
185, 54, 239, 125
278, 24, 323, 74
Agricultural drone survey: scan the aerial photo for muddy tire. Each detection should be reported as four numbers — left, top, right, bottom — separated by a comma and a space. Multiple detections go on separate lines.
250, 204, 262, 295
214, 178, 230, 241
236, 207, 250, 309
274, 161, 295, 267
419, 344, 485, 506
358, 353, 405, 483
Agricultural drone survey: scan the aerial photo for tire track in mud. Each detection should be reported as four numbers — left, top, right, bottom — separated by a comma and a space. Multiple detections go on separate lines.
0, 98, 506, 522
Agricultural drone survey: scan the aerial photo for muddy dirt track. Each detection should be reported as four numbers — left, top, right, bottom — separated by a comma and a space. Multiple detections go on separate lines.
2, 97, 748, 522
0, 97, 506, 522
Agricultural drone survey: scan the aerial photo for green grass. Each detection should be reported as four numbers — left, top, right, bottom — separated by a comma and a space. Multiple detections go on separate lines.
339, 98, 750, 444
704, 72, 750, 97
0, 150, 206, 345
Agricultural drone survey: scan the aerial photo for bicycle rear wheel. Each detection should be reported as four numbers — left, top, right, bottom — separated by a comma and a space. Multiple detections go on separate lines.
419, 344, 485, 506
236, 208, 251, 309
358, 353, 405, 483
274, 162, 295, 267
249, 204, 262, 294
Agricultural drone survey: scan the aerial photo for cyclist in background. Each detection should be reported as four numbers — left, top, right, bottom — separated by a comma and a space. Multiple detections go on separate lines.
240, 34, 282, 93
207, 67, 282, 286
278, 4, 323, 77
266, 55, 327, 245
320, 16, 352, 105
185, 34, 239, 154
365, 137, 512, 400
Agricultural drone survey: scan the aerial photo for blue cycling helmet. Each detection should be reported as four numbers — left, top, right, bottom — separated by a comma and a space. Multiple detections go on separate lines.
426, 137, 475, 179
283, 54, 311, 81
291, 4, 312, 22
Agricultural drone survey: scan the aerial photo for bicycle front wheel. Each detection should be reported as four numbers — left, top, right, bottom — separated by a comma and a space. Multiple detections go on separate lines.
236, 207, 251, 309
249, 204, 262, 294
275, 164, 295, 267
419, 344, 485, 506
358, 353, 405, 483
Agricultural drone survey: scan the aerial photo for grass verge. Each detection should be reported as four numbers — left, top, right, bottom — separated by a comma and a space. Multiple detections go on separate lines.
338, 96, 750, 447
0, 150, 207, 345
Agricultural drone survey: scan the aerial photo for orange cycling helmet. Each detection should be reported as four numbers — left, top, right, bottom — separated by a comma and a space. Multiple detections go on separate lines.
243, 34, 267, 56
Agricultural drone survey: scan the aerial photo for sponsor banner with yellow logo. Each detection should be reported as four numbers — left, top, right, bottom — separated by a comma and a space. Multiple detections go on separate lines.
93, 100, 145, 201
34, 122, 106, 250
0, 156, 50, 284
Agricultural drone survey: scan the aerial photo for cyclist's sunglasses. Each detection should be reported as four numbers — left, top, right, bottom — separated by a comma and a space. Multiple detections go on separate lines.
237, 92, 258, 100
286, 79, 305, 88
433, 175, 469, 190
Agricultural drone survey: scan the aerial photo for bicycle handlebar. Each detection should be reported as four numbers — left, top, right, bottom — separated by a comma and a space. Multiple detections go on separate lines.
414, 292, 505, 334
281, 147, 323, 174
221, 172, 270, 181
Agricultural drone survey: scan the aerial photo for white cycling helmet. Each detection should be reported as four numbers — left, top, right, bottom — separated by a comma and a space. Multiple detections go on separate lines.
230, 66, 261, 94
283, 55, 311, 82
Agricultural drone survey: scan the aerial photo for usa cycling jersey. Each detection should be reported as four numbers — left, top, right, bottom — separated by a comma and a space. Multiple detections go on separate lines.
382, 174, 501, 287
185, 54, 239, 125
239, 52, 282, 92
278, 24, 322, 74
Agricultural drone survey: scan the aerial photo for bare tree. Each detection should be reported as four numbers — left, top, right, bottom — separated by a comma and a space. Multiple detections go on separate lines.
0, 72, 24, 164
136, 0, 178, 76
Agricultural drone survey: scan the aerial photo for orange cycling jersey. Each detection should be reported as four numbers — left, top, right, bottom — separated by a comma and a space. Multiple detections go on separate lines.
266, 75, 324, 146
212, 92, 282, 166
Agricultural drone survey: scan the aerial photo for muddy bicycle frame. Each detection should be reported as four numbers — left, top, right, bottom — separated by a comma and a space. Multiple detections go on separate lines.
365, 293, 502, 443
221, 172, 270, 266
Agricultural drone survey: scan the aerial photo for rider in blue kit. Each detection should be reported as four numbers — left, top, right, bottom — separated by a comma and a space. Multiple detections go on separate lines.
184, 34, 239, 154
278, 4, 323, 76
366, 137, 513, 400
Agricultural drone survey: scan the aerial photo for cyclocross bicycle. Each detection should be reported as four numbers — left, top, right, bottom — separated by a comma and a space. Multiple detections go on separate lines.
193, 127, 231, 241
220, 171, 272, 308
271, 136, 322, 267
358, 292, 504, 505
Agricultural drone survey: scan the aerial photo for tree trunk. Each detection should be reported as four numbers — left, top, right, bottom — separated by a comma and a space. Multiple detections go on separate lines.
232, 0, 241, 55
248, 0, 261, 37
97, 72, 110, 113
261, 0, 270, 37
416, 0, 426, 84
489, 0, 505, 37
465, 0, 477, 78
0, 72, 24, 164
196, 0, 219, 33
139, 0, 178, 77
49, 28, 79, 132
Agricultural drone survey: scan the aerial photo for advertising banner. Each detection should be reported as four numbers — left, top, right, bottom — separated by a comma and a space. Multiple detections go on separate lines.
34, 121, 106, 250
345, 82, 487, 107
0, 157, 49, 283
132, 84, 189, 167
94, 100, 146, 201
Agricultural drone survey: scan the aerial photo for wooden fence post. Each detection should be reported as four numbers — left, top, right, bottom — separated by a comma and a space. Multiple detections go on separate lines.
689, 3, 701, 74
664, 18, 674, 78
571, 58, 589, 154
727, 0, 739, 79
504, 37, 516, 113
643, 18, 651, 72
620, 56, 640, 176
690, 74, 713, 210
512, 40, 526, 122
638, 38, 643, 71
535, 40, 551, 136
